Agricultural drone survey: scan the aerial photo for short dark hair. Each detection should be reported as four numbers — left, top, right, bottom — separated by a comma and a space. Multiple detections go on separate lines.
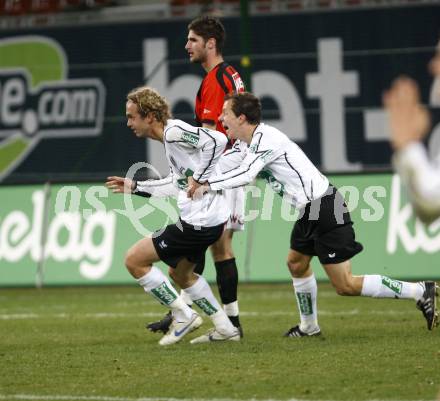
225, 92, 261, 125
188, 16, 225, 54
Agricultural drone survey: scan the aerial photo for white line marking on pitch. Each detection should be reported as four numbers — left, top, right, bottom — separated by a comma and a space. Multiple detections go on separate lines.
0, 309, 415, 320
0, 395, 429, 401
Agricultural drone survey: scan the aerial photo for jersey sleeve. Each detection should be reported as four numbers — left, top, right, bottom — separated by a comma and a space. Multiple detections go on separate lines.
393, 142, 440, 223
209, 133, 280, 190
216, 141, 246, 174
166, 125, 228, 183
192, 128, 228, 182
134, 173, 178, 198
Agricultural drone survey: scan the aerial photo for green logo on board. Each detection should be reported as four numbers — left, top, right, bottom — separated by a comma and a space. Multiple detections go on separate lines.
0, 35, 106, 181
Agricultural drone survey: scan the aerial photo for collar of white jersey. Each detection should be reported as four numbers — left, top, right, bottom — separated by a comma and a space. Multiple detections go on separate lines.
248, 123, 264, 147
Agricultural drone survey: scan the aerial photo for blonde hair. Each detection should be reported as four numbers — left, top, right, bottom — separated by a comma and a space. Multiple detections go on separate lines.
127, 86, 171, 125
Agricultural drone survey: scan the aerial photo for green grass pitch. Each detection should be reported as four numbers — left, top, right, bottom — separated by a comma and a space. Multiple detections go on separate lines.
0, 283, 439, 401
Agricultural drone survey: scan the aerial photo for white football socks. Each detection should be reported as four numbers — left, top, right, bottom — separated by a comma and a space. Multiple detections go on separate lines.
137, 266, 193, 321
184, 274, 235, 333
224, 301, 239, 317
180, 289, 193, 306
292, 274, 319, 333
361, 275, 425, 300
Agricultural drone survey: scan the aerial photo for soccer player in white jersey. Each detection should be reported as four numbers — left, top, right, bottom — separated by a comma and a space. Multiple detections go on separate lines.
147, 16, 245, 335
106, 86, 241, 345
385, 39, 440, 223
189, 92, 438, 336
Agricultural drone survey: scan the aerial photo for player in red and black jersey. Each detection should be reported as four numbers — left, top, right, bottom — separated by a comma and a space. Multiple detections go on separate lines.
186, 16, 246, 334
146, 16, 246, 338
195, 61, 245, 134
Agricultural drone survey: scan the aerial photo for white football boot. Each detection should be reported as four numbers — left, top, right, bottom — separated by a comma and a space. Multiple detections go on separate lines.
190, 327, 241, 344
159, 312, 203, 346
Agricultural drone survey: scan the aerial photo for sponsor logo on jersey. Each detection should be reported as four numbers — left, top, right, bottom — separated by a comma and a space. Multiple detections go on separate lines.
259, 169, 285, 196
181, 130, 199, 146
260, 149, 273, 162
232, 72, 245, 92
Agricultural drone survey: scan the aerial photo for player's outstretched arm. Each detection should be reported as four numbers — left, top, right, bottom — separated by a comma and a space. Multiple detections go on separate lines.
106, 176, 135, 194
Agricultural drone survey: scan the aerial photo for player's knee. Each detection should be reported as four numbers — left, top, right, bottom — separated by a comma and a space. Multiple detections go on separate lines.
168, 268, 179, 283
210, 242, 234, 262
169, 267, 191, 288
124, 249, 144, 278
212, 251, 234, 262
124, 248, 138, 274
287, 258, 307, 277
333, 281, 357, 296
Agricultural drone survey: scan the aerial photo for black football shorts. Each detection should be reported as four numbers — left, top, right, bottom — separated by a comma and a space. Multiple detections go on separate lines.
152, 218, 225, 268
290, 185, 363, 264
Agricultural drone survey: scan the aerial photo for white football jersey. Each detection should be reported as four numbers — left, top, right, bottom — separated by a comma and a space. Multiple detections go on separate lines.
209, 123, 329, 209
135, 119, 230, 227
